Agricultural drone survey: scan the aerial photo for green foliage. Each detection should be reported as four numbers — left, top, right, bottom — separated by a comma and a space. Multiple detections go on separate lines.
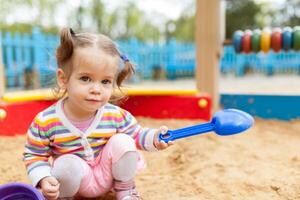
109, 2, 161, 41
279, 0, 300, 27
3, 0, 299, 42
0, 23, 34, 33
226, 0, 263, 39
166, 15, 195, 42
91, 0, 105, 32
0, 0, 62, 34
135, 21, 161, 42
165, 1, 195, 42
0, 23, 58, 34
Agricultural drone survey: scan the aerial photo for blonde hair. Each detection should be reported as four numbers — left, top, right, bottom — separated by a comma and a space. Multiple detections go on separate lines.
54, 27, 135, 103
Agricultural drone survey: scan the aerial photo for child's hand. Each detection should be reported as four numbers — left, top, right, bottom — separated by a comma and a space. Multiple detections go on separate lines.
154, 126, 174, 150
39, 176, 60, 200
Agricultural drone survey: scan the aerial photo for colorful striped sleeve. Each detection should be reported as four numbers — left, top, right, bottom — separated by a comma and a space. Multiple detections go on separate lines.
117, 108, 158, 151
23, 115, 52, 187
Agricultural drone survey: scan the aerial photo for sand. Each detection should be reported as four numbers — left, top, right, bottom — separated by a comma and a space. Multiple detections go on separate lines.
1, 117, 300, 200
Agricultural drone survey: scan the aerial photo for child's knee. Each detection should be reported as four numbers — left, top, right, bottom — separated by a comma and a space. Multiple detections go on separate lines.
110, 134, 136, 149
108, 134, 137, 158
52, 154, 85, 178
52, 154, 85, 197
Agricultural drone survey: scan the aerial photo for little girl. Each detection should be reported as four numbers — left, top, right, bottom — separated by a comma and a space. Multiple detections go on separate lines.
23, 28, 173, 200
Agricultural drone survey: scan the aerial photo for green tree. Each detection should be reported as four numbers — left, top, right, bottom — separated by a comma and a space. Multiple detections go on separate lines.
112, 2, 161, 41
0, 0, 61, 33
165, 1, 195, 42
117, 2, 145, 40
29, 0, 61, 26
166, 15, 195, 42
280, 0, 300, 27
91, 0, 105, 32
226, 0, 262, 39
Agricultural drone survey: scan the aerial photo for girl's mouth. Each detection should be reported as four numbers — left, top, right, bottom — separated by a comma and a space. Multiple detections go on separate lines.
86, 99, 101, 103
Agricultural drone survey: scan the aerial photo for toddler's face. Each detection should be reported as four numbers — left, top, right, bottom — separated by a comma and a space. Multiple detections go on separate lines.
62, 47, 118, 116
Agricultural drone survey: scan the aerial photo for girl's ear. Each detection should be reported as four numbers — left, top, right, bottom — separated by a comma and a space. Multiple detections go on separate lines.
57, 69, 67, 89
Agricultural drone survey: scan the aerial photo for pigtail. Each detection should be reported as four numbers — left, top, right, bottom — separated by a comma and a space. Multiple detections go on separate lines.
109, 61, 134, 105
53, 28, 75, 99
116, 61, 135, 88
56, 27, 75, 67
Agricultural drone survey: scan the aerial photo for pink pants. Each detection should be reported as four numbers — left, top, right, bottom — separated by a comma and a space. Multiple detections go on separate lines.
53, 134, 145, 198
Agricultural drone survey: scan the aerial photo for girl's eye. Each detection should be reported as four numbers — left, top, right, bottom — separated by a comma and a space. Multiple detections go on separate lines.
80, 76, 91, 82
102, 79, 111, 84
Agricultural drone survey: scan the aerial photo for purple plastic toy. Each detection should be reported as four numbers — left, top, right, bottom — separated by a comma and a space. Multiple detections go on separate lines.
0, 182, 44, 200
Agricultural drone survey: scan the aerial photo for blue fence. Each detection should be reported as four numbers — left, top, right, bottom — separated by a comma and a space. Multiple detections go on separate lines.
117, 38, 195, 80
1, 28, 58, 88
221, 45, 300, 76
1, 28, 300, 89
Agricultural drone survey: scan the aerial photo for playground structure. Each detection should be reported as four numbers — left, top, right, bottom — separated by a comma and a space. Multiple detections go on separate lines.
221, 27, 300, 119
228, 27, 300, 76
233, 27, 300, 54
221, 45, 300, 76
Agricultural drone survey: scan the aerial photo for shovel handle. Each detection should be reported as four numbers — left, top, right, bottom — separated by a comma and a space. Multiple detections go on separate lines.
159, 123, 215, 143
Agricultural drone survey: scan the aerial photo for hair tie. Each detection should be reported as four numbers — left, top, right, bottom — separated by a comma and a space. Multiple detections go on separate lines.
120, 54, 129, 62
70, 28, 75, 36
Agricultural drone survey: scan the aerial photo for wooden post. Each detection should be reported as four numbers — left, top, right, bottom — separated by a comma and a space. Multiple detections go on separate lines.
195, 0, 222, 112
0, 33, 4, 98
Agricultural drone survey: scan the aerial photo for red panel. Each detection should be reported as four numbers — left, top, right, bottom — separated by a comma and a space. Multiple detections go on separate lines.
0, 95, 211, 136
0, 101, 56, 136
121, 95, 211, 120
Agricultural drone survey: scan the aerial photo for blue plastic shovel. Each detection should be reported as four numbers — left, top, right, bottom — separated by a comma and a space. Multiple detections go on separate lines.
159, 109, 254, 143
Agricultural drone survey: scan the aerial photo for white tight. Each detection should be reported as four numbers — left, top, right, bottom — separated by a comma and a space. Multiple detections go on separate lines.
51, 151, 138, 197
112, 151, 138, 182
51, 154, 84, 197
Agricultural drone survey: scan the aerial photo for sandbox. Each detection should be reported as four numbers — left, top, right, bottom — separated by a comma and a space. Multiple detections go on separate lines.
1, 117, 300, 200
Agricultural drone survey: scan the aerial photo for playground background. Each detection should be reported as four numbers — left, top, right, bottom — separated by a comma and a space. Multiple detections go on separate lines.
2, 29, 300, 90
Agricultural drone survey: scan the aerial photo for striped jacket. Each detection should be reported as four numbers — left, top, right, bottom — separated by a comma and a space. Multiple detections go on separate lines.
23, 99, 157, 186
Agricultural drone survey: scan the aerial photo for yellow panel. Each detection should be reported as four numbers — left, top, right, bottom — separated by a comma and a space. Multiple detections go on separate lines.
2, 88, 199, 102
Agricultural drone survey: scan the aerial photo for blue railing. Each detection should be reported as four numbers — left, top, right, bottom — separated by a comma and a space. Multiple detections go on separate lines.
1, 28, 300, 89
1, 28, 58, 88
221, 45, 300, 76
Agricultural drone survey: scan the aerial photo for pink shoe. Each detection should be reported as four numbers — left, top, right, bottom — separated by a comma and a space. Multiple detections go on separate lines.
114, 180, 141, 200
116, 187, 141, 200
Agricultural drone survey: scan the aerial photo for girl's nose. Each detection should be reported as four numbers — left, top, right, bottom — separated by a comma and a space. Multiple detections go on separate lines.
90, 83, 102, 94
